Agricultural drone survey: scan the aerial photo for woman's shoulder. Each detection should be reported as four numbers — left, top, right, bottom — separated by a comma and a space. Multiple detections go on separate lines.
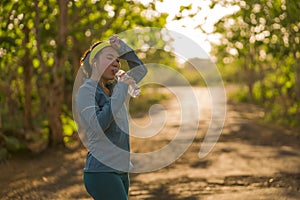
76, 79, 98, 97
78, 79, 97, 90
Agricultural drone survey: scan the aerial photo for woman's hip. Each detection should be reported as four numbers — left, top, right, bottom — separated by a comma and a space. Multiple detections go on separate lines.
84, 172, 129, 200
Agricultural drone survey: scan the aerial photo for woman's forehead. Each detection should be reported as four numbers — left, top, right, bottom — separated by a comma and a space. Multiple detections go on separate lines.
101, 47, 118, 57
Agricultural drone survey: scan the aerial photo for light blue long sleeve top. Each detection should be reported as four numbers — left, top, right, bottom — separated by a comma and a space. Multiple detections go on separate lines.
76, 42, 147, 173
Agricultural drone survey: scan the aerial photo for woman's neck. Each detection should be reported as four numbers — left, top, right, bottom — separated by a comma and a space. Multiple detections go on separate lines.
90, 75, 107, 86
98, 77, 110, 95
99, 78, 108, 87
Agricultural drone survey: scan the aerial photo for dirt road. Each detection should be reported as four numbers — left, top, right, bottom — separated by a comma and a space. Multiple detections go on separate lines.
0, 87, 299, 199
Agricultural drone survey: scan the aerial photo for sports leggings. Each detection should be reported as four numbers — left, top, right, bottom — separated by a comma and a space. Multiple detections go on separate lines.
84, 172, 129, 200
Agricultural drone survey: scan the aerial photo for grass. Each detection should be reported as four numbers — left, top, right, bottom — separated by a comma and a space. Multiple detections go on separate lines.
128, 87, 170, 118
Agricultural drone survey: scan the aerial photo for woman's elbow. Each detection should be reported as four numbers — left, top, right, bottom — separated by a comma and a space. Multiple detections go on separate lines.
142, 65, 148, 77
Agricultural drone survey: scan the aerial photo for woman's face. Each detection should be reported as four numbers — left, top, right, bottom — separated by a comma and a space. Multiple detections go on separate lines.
93, 46, 120, 81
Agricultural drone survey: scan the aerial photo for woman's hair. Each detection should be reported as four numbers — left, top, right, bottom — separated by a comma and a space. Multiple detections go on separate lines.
80, 41, 103, 78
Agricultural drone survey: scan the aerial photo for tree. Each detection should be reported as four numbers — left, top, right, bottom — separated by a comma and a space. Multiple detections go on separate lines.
210, 0, 300, 126
0, 0, 169, 151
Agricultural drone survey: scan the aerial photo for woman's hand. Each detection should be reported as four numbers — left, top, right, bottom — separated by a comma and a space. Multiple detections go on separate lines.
110, 34, 133, 56
116, 69, 136, 85
119, 74, 136, 85
109, 35, 121, 50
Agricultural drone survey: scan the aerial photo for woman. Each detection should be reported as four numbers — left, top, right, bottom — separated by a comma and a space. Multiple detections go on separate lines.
76, 35, 147, 200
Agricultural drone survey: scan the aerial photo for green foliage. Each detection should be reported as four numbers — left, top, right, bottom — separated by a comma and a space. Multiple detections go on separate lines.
182, 58, 221, 86
211, 0, 300, 128
0, 0, 172, 153
0, 148, 9, 161
128, 88, 170, 118
0, 133, 22, 161
61, 113, 77, 144
228, 85, 251, 103
0, 134, 22, 152
181, 69, 206, 86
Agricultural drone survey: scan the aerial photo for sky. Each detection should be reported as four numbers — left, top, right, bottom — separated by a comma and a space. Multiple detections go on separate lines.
139, 0, 239, 59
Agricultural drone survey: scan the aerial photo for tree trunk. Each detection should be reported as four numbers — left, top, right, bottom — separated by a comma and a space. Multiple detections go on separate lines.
243, 62, 255, 102
48, 0, 68, 146
294, 57, 300, 101
23, 26, 33, 131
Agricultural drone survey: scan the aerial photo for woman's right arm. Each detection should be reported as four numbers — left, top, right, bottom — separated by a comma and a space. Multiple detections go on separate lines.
76, 81, 128, 133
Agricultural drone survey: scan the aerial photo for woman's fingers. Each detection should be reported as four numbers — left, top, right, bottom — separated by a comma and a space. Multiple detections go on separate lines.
119, 74, 135, 85
109, 35, 121, 50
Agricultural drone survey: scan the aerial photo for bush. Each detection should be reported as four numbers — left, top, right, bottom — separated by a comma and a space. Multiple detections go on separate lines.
128, 87, 170, 118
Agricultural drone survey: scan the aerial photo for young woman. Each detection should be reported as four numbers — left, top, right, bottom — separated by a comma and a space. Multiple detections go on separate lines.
76, 35, 147, 199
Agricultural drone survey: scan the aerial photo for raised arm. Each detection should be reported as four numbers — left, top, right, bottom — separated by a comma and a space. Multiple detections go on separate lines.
110, 35, 147, 83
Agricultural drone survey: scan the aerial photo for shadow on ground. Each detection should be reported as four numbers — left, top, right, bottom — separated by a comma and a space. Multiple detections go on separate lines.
0, 92, 299, 200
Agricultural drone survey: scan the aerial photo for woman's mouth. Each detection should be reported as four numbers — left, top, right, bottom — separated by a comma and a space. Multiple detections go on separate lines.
113, 67, 119, 75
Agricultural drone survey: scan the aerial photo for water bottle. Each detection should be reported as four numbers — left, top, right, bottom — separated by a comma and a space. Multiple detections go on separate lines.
128, 81, 141, 98
115, 69, 141, 98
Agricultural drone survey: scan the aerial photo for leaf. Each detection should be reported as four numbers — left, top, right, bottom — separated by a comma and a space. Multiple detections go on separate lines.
0, 148, 9, 161
2, 135, 21, 152
179, 4, 192, 13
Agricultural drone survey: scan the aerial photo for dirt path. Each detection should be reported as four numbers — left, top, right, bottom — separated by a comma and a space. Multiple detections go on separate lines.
0, 87, 299, 199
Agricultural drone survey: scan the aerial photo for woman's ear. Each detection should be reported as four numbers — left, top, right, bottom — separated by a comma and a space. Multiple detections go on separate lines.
91, 57, 97, 67
92, 57, 99, 68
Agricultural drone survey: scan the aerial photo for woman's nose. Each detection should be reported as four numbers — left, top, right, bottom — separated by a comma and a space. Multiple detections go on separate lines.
112, 59, 120, 67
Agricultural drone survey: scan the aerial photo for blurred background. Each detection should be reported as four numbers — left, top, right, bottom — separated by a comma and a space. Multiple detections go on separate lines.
0, 0, 299, 186
1, 0, 300, 199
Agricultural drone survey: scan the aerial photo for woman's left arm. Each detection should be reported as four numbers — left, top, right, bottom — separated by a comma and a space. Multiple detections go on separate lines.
119, 46, 147, 83
110, 36, 147, 83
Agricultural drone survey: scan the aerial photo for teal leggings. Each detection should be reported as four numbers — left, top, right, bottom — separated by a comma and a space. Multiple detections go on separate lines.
84, 172, 129, 200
